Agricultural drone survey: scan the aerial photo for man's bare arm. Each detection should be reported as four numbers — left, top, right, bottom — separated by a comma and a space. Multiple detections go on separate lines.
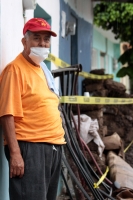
1, 115, 24, 178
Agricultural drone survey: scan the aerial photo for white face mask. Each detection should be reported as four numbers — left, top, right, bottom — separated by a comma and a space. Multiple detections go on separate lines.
29, 47, 50, 65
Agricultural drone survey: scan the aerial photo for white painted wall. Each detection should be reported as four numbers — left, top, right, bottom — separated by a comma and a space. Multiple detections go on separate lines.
0, 2, 34, 200
37, 0, 60, 70
0, 1, 35, 74
0, 0, 24, 73
94, 26, 120, 44
64, 0, 93, 23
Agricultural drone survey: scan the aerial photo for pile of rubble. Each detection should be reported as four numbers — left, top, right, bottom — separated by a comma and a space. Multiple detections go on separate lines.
72, 69, 133, 199
82, 69, 133, 165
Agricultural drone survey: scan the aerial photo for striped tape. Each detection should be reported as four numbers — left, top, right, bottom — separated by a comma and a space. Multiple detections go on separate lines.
94, 140, 133, 189
124, 140, 133, 153
46, 53, 113, 80
94, 167, 109, 189
46, 53, 69, 68
60, 96, 133, 105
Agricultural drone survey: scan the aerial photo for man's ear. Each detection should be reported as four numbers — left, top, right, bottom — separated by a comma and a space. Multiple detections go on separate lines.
21, 38, 26, 48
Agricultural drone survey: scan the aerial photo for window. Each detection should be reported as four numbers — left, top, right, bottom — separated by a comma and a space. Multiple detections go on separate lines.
112, 58, 118, 71
100, 52, 106, 69
91, 48, 98, 69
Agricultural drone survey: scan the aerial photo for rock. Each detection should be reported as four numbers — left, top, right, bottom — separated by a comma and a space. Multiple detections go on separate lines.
88, 141, 98, 151
87, 151, 106, 174
107, 151, 133, 190
103, 114, 125, 137
103, 133, 122, 150
99, 126, 108, 137
90, 68, 105, 75
125, 145, 133, 168
98, 117, 103, 128
82, 77, 104, 86
92, 89, 108, 97
104, 79, 126, 97
72, 104, 103, 114
85, 83, 104, 92
85, 109, 103, 119
103, 105, 119, 115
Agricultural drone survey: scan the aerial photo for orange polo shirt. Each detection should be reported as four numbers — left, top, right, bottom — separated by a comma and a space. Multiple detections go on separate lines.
0, 53, 65, 144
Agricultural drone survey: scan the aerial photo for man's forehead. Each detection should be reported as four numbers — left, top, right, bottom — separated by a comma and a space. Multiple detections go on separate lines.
31, 31, 51, 37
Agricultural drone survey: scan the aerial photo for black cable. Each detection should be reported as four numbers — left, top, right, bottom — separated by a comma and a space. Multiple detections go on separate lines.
71, 111, 111, 192
62, 106, 98, 178
61, 169, 74, 200
62, 154, 92, 200
65, 135, 104, 200
99, 189, 116, 200
65, 112, 111, 193
63, 105, 112, 194
62, 107, 105, 199
80, 150, 111, 193
61, 106, 114, 199
65, 123, 111, 193
62, 106, 110, 195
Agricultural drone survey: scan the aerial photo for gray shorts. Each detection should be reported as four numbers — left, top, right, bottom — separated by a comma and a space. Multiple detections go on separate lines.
5, 141, 62, 200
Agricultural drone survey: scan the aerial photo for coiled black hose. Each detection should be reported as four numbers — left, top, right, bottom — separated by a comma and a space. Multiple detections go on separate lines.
62, 152, 92, 200
62, 106, 110, 193
61, 169, 74, 200
61, 106, 116, 200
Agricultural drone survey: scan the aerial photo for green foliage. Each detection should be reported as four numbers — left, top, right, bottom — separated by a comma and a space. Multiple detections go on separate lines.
94, 2, 133, 80
116, 66, 133, 79
94, 3, 133, 45
118, 49, 133, 65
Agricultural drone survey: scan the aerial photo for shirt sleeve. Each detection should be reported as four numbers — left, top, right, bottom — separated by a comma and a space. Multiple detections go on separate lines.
0, 65, 23, 118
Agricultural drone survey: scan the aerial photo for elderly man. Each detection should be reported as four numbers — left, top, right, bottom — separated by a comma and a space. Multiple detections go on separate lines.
0, 18, 65, 200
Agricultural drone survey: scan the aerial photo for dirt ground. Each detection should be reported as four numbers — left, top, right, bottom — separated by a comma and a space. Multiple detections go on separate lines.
57, 195, 76, 200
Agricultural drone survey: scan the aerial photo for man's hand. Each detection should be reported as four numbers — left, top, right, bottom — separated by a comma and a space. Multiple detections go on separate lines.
10, 152, 24, 178
1, 115, 24, 178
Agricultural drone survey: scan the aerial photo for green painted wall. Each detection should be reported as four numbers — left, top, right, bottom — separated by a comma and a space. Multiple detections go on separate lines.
93, 29, 106, 53
93, 28, 120, 82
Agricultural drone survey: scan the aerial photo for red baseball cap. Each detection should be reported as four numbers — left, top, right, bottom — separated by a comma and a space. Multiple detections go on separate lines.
23, 18, 57, 37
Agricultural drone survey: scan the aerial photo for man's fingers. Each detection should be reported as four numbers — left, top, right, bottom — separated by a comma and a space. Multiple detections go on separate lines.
9, 154, 24, 178
10, 167, 17, 178
12, 169, 17, 177
19, 168, 24, 178
16, 168, 21, 176
10, 166, 24, 178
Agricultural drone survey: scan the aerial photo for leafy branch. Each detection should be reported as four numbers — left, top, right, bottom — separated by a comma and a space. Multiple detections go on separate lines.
94, 3, 133, 45
94, 2, 133, 80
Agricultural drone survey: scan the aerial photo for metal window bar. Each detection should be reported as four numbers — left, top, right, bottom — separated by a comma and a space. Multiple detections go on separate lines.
52, 64, 82, 122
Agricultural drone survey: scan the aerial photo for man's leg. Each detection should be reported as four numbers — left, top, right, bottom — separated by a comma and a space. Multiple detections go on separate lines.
4, 142, 62, 200
47, 145, 62, 200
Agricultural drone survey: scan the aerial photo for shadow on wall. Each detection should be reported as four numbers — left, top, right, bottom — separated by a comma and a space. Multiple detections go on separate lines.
0, 126, 9, 200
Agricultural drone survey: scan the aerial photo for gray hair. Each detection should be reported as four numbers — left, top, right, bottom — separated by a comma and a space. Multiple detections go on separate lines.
24, 31, 32, 38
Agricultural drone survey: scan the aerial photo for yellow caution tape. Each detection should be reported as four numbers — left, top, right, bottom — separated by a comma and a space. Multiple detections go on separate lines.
79, 71, 113, 79
46, 53, 113, 79
94, 167, 109, 188
93, 140, 133, 188
60, 96, 133, 105
124, 140, 133, 153
46, 53, 69, 68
